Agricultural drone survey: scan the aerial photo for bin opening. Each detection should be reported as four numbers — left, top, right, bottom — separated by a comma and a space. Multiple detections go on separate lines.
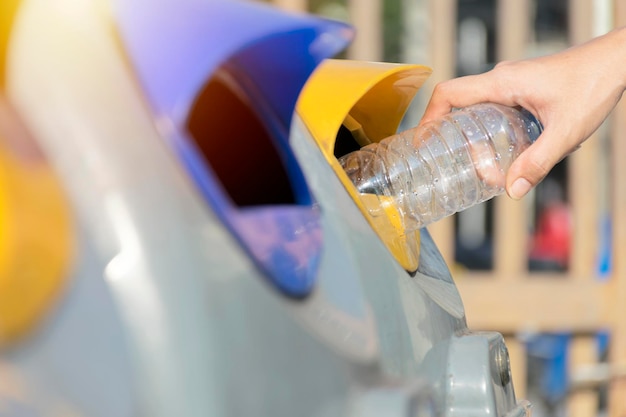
186, 68, 296, 207
333, 124, 362, 159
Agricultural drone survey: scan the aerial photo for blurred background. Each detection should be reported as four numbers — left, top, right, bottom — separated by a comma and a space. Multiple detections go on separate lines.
265, 0, 625, 416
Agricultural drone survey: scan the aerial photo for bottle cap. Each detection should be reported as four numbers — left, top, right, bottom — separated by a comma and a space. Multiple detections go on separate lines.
519, 107, 543, 142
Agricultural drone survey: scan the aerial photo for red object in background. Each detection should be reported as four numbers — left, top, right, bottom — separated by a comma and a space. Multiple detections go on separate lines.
530, 202, 572, 268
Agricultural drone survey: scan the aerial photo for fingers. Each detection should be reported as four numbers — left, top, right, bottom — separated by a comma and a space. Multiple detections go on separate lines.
505, 127, 573, 199
420, 72, 516, 125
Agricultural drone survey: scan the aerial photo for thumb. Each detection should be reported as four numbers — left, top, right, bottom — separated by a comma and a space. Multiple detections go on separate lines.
505, 127, 568, 200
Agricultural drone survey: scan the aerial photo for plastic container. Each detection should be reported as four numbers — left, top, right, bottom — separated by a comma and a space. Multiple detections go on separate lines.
339, 103, 543, 232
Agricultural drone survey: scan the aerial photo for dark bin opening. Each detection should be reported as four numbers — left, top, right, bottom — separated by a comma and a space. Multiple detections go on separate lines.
186, 68, 296, 207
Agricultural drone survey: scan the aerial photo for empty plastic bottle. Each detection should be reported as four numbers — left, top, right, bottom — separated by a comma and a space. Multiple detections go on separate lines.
339, 103, 543, 232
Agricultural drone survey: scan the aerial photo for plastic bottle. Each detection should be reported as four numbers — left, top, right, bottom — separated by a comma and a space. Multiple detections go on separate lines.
339, 103, 543, 232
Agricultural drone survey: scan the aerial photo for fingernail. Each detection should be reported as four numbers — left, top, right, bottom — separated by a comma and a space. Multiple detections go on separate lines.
509, 178, 532, 200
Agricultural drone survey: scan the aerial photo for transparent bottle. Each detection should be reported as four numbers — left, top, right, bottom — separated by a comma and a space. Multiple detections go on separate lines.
339, 103, 543, 232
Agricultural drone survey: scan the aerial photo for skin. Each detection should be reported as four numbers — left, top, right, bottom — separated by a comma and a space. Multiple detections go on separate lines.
419, 27, 626, 200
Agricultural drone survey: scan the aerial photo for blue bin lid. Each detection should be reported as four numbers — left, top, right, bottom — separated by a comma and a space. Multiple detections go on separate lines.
111, 0, 354, 297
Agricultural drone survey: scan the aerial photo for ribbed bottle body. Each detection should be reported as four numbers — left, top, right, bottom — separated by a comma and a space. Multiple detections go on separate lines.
339, 103, 543, 232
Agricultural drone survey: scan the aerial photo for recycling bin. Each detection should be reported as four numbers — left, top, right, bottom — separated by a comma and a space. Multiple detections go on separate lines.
0, 0, 529, 416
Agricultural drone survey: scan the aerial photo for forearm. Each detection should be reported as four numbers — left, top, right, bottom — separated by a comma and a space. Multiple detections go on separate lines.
587, 26, 626, 94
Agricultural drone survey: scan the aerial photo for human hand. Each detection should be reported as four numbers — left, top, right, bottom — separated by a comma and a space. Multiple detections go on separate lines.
419, 27, 626, 199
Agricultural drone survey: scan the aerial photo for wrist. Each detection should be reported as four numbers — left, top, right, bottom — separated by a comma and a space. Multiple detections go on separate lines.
607, 26, 626, 93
